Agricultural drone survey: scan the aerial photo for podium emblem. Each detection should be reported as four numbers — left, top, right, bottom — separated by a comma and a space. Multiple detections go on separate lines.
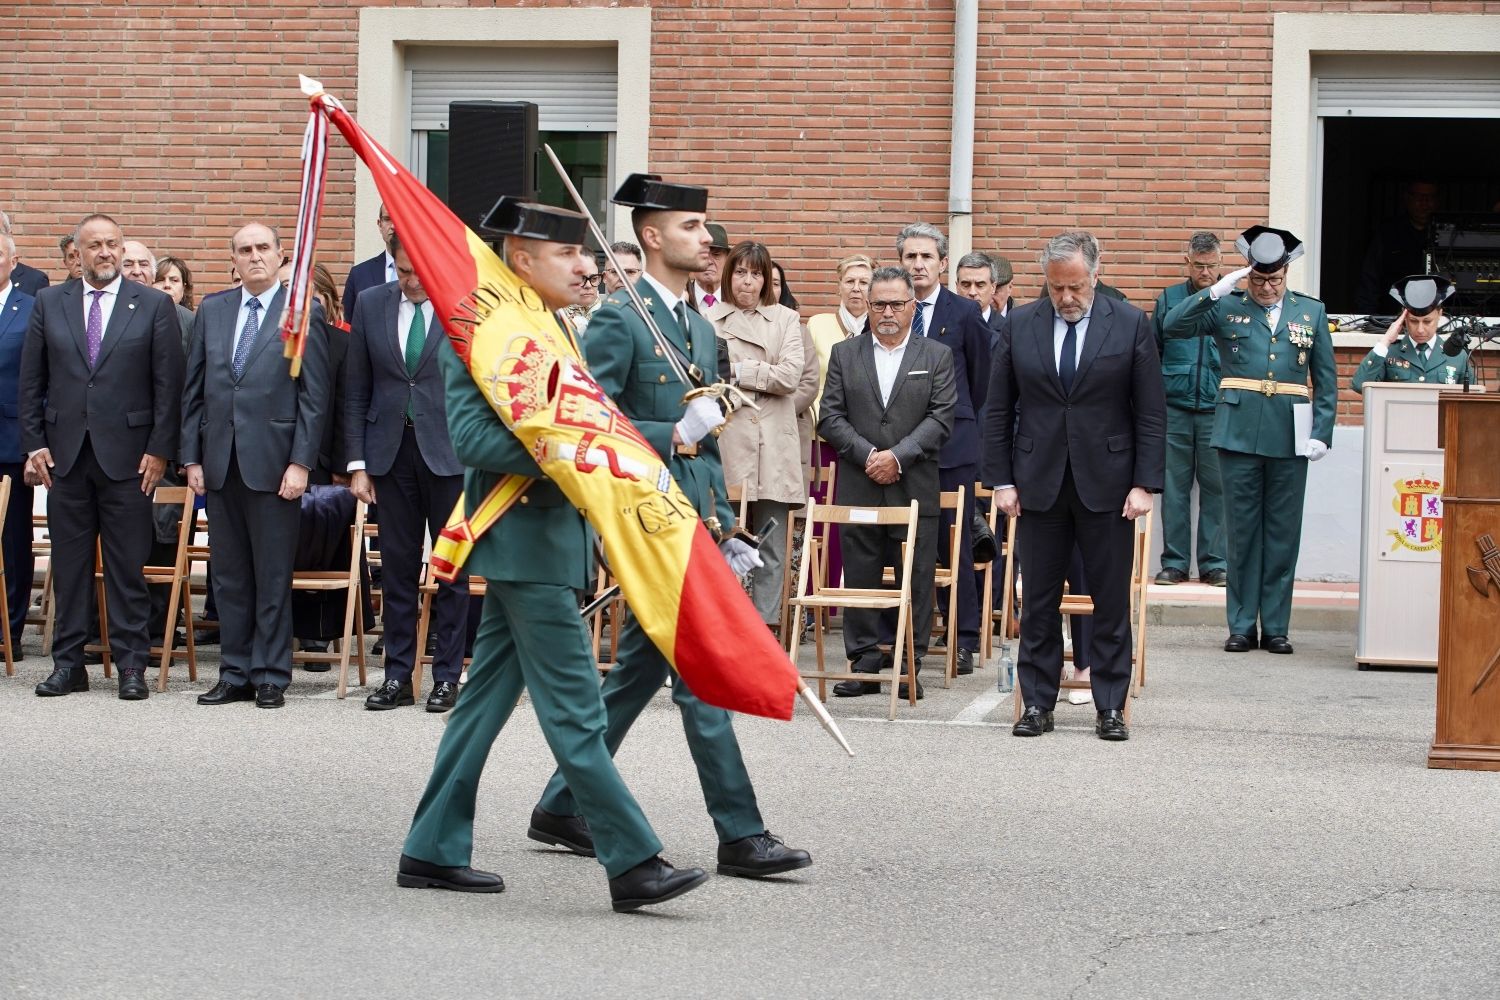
1386, 475, 1443, 554
1468, 535, 1500, 695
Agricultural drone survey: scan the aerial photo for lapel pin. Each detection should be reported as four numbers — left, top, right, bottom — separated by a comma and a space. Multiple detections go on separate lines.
128, 303, 136, 310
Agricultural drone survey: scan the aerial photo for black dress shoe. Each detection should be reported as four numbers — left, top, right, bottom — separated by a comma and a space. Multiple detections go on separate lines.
1012, 706, 1054, 737
716, 831, 812, 878
191, 628, 220, 646
1262, 635, 1294, 655
300, 639, 330, 654
198, 679, 255, 705
1154, 567, 1188, 585
609, 856, 708, 912
426, 681, 458, 713
898, 678, 924, 701
118, 669, 149, 701
1224, 633, 1253, 653
1096, 709, 1130, 741
84, 649, 104, 665
527, 806, 596, 857
371, 635, 385, 655
35, 665, 89, 697
833, 677, 879, 697
366, 677, 414, 710
955, 647, 974, 676
1201, 568, 1228, 587
397, 853, 504, 893
256, 684, 286, 708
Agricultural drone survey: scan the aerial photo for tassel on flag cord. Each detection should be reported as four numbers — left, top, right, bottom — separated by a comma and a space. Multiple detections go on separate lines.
286, 76, 847, 749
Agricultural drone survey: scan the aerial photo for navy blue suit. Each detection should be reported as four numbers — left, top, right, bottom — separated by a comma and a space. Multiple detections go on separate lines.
0, 286, 35, 640
341, 253, 389, 325
10, 262, 49, 299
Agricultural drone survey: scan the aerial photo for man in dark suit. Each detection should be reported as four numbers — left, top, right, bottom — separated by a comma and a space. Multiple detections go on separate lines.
0, 234, 36, 653
345, 232, 466, 713
0, 209, 50, 298
984, 231, 1166, 741
341, 202, 396, 325
820, 265, 957, 699
181, 222, 329, 709
20, 213, 183, 699
891, 224, 990, 676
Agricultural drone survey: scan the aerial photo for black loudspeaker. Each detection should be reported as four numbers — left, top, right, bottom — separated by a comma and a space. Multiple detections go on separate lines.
447, 100, 539, 233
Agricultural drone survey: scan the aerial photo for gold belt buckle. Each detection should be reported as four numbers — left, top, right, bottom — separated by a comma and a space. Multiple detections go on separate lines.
1260, 379, 1277, 397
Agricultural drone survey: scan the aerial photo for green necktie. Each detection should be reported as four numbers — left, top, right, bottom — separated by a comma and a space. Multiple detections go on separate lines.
405, 303, 426, 375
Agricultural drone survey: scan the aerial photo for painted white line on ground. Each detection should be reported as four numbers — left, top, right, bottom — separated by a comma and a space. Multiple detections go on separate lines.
843, 715, 1009, 728
951, 689, 1008, 724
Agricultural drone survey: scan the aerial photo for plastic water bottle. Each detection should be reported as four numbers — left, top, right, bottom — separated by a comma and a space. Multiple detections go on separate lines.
997, 647, 1015, 693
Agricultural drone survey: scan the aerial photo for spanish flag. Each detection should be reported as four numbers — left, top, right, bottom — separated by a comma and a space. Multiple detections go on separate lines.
293, 81, 799, 722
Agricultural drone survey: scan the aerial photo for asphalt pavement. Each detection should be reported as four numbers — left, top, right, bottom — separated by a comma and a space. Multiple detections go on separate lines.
2, 624, 1497, 1000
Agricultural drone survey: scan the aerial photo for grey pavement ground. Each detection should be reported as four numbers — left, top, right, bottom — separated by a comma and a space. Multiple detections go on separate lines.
3, 623, 1498, 1000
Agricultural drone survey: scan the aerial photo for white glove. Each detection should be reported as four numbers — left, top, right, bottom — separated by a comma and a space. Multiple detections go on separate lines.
1210, 265, 1253, 300
1305, 440, 1328, 462
675, 396, 725, 445
720, 537, 763, 576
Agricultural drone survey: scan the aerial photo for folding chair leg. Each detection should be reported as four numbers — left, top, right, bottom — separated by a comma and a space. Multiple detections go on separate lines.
0, 573, 12, 676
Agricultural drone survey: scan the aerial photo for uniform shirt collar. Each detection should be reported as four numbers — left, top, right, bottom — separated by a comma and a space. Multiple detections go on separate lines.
641, 271, 683, 314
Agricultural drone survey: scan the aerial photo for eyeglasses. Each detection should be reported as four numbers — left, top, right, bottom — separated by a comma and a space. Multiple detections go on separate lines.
582, 274, 605, 288
870, 299, 913, 313
1248, 275, 1285, 288
606, 267, 641, 279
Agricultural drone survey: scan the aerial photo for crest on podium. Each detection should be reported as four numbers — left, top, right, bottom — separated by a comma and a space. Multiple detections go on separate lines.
1385, 474, 1443, 557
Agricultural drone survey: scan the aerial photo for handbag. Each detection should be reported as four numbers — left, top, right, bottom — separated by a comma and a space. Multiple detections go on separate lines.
971, 510, 997, 564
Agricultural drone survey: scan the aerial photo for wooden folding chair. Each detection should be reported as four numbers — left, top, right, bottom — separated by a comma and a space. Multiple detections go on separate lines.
787, 498, 920, 720
780, 462, 837, 643
291, 499, 369, 697
881, 488, 963, 685
145, 487, 199, 690
589, 563, 625, 674
362, 520, 384, 647
975, 483, 1002, 663
412, 570, 486, 699
993, 514, 1021, 665
0, 476, 13, 675
27, 512, 55, 655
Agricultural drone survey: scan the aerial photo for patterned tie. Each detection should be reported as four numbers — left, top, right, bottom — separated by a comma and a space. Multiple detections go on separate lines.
232, 295, 261, 379
913, 300, 927, 338
1059, 321, 1078, 395
86, 289, 104, 367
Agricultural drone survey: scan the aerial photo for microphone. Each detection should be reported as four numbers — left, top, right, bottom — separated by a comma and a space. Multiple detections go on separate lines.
1443, 330, 1469, 356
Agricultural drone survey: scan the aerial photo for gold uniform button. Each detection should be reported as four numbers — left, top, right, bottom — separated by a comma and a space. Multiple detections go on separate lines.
520, 496, 530, 505
1418, 376, 1426, 382
658, 374, 667, 383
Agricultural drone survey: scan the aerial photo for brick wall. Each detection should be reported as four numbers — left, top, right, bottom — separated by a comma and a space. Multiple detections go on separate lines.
2, 0, 1495, 398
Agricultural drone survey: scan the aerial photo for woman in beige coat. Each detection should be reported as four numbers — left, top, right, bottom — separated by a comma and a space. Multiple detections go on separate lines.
707, 241, 808, 626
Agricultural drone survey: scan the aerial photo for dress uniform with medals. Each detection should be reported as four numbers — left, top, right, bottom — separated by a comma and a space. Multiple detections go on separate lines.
1351, 275, 1472, 392
400, 199, 709, 913
530, 174, 811, 880
1161, 226, 1336, 655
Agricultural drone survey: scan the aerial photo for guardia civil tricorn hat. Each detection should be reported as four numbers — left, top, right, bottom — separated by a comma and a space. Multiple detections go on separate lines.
1390, 274, 1455, 316
612, 173, 709, 213
1235, 225, 1304, 273
479, 197, 589, 244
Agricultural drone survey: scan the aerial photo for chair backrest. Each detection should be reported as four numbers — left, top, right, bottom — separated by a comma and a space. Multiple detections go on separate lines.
149, 486, 198, 574
725, 481, 750, 526
804, 498, 921, 529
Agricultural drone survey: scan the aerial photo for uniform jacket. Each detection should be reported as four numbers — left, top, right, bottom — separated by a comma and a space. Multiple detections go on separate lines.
179, 285, 329, 492
1162, 287, 1336, 458
440, 345, 587, 588
343, 281, 462, 478
0, 287, 36, 463
585, 278, 735, 531
10, 262, 49, 298
1152, 279, 1221, 412
707, 300, 807, 505
983, 293, 1166, 513
817, 331, 956, 518
19, 278, 183, 478
1350, 335, 1472, 393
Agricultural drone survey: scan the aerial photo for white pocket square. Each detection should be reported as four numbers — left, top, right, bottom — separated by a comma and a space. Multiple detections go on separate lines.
909, 370, 930, 375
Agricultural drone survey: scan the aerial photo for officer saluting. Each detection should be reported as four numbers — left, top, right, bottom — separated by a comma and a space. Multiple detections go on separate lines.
1351, 275, 1472, 391
1162, 226, 1336, 655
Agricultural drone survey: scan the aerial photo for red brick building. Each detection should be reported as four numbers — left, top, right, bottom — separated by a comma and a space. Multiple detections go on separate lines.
4, 2, 1499, 422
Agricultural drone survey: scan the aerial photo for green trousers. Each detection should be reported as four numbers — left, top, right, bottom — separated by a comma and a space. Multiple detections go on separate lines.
1217, 449, 1307, 638
403, 583, 661, 880
537, 611, 765, 844
1160, 407, 1225, 576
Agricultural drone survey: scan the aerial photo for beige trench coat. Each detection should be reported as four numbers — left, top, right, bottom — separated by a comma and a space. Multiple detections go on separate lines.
707, 300, 810, 504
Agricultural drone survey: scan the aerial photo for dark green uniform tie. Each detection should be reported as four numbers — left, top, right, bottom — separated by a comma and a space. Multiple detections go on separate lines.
405, 303, 426, 419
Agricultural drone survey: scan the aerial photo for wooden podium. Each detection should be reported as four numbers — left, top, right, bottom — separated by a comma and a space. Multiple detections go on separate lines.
1430, 392, 1500, 771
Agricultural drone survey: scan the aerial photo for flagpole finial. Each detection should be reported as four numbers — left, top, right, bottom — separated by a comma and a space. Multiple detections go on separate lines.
299, 74, 324, 97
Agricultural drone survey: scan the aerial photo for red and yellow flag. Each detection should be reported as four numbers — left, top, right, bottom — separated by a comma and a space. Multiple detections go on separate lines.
292, 82, 798, 721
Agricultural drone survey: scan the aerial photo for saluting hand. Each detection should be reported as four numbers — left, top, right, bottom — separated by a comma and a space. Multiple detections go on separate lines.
1210, 265, 1254, 300
1382, 310, 1408, 346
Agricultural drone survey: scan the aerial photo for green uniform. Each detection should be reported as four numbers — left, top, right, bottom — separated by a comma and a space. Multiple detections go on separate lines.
1350, 335, 1472, 393
537, 278, 764, 843
1153, 279, 1225, 579
1162, 286, 1336, 638
403, 341, 662, 880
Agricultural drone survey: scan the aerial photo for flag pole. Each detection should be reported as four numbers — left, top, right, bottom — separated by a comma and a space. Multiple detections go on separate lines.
798, 681, 854, 757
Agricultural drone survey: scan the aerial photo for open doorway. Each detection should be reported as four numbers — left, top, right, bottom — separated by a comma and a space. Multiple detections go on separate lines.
1318, 116, 1500, 315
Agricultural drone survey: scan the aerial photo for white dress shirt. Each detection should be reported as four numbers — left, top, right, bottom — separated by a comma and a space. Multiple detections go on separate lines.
233, 285, 279, 358
914, 286, 941, 336
873, 330, 911, 406
0, 281, 11, 313
82, 274, 124, 342
396, 296, 434, 357
1053, 310, 1091, 371
1372, 335, 1433, 359
642, 271, 685, 316
383, 253, 397, 284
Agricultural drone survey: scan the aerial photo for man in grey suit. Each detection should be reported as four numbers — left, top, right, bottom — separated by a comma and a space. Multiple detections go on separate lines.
20, 213, 183, 700
181, 222, 329, 709
817, 266, 956, 700
345, 232, 467, 713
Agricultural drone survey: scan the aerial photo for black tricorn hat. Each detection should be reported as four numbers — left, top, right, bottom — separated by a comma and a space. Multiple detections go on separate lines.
479, 197, 589, 244
1390, 274, 1455, 316
612, 173, 709, 213
1235, 225, 1304, 273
